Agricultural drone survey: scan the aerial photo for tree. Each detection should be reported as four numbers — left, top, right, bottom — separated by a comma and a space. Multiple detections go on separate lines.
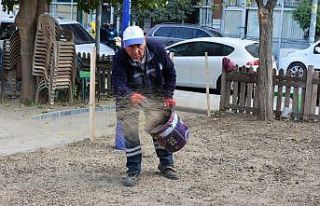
293, 0, 320, 40
146, 0, 197, 25
1, 0, 168, 104
2, 0, 49, 104
255, 0, 277, 121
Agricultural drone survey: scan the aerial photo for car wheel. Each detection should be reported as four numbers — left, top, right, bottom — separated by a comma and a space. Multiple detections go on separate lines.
287, 62, 306, 77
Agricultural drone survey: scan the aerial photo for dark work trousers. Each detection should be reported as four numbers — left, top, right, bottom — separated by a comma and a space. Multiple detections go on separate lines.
116, 97, 174, 176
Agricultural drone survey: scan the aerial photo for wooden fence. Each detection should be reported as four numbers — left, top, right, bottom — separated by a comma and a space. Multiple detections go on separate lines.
77, 53, 113, 100
219, 65, 320, 121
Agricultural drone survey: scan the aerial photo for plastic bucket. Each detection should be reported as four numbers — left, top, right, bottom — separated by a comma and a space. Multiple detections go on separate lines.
150, 111, 190, 152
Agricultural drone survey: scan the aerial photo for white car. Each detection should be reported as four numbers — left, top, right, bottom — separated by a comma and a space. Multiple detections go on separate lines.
166, 37, 275, 92
55, 18, 115, 56
279, 41, 320, 76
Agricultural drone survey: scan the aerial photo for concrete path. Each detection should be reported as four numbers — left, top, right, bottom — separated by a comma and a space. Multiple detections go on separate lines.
0, 90, 220, 156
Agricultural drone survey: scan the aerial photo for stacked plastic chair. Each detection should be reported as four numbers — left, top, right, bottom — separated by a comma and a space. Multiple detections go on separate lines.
32, 13, 75, 107
1, 30, 21, 100
50, 29, 75, 106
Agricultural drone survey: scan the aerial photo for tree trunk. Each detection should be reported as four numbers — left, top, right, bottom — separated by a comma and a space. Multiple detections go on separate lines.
256, 1, 276, 121
15, 0, 48, 104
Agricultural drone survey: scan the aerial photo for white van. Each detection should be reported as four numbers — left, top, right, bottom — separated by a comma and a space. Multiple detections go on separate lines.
55, 17, 115, 56
0, 12, 15, 49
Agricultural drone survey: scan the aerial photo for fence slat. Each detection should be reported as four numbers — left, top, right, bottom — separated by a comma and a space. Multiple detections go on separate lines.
245, 68, 254, 110
311, 71, 319, 116
284, 70, 292, 108
238, 67, 247, 112
303, 66, 314, 120
275, 69, 284, 119
219, 68, 227, 111
232, 77, 239, 111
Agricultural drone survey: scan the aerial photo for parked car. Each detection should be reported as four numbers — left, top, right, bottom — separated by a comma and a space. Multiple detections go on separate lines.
166, 37, 276, 92
55, 17, 115, 56
0, 14, 15, 49
146, 23, 223, 46
279, 40, 320, 76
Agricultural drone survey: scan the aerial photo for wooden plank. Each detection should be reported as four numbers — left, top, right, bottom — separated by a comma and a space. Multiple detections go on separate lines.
311, 71, 319, 116
238, 67, 247, 113
89, 47, 97, 141
253, 81, 259, 115
275, 69, 284, 119
292, 72, 302, 120
219, 67, 227, 111
284, 70, 292, 108
245, 67, 254, 110
232, 78, 239, 111
226, 72, 258, 83
303, 66, 314, 120
205, 52, 210, 117
225, 80, 232, 111
225, 104, 257, 113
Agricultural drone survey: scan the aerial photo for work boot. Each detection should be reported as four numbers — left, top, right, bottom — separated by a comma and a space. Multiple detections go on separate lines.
158, 164, 179, 180
123, 174, 140, 187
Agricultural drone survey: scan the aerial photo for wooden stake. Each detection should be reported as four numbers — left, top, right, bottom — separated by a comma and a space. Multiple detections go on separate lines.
205, 52, 210, 117
89, 47, 96, 141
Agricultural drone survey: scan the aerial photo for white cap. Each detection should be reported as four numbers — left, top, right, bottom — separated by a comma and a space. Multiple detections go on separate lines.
122, 26, 145, 48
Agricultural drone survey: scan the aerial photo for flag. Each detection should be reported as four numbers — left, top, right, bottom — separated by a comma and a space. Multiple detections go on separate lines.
121, 0, 131, 33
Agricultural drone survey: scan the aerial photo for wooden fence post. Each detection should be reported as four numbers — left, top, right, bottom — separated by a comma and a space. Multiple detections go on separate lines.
89, 47, 96, 141
205, 52, 211, 117
303, 65, 314, 121
219, 63, 227, 111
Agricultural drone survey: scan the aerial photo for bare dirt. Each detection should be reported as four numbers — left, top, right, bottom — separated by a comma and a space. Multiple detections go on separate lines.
0, 101, 320, 205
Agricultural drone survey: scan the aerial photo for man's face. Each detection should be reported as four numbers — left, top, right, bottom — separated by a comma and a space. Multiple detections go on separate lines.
125, 42, 146, 63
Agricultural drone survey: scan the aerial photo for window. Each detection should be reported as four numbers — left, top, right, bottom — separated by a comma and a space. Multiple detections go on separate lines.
245, 43, 259, 58
154, 27, 177, 37
169, 42, 198, 56
195, 29, 210, 38
176, 27, 194, 39
314, 43, 320, 54
60, 24, 94, 44
192, 42, 234, 56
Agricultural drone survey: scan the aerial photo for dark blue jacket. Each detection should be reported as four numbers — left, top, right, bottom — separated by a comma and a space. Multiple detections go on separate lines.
112, 39, 176, 98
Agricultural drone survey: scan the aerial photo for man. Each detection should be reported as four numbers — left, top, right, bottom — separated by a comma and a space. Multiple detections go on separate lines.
112, 25, 178, 187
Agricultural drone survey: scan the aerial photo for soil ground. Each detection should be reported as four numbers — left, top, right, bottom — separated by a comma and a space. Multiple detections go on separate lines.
0, 99, 320, 205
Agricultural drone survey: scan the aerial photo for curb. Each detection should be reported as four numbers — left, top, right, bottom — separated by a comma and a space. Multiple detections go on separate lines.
32, 103, 116, 120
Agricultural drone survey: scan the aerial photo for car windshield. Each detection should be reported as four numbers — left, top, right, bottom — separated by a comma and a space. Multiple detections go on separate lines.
60, 23, 95, 45
0, 22, 15, 40
245, 43, 259, 58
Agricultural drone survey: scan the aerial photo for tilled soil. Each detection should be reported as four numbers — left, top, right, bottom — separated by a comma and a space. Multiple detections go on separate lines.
0, 112, 320, 206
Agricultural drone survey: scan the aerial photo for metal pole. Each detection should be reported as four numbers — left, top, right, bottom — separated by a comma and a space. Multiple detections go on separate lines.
241, 0, 246, 39
277, 0, 284, 67
95, 1, 102, 55
309, 0, 318, 43
110, 5, 114, 24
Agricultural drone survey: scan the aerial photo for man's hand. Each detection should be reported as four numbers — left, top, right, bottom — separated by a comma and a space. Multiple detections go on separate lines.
130, 93, 145, 106
164, 98, 176, 108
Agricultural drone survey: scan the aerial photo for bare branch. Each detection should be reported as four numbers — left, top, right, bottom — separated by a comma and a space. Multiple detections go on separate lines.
266, 0, 277, 11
